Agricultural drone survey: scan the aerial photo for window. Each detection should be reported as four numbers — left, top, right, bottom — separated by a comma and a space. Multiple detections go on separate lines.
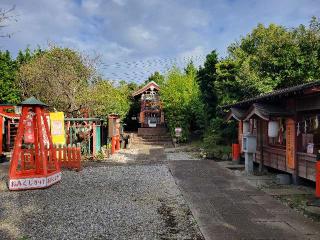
298, 114, 320, 154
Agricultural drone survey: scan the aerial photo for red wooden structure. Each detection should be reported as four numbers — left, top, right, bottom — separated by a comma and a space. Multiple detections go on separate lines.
8, 97, 61, 190
57, 144, 81, 171
0, 105, 20, 155
232, 143, 240, 162
108, 115, 120, 154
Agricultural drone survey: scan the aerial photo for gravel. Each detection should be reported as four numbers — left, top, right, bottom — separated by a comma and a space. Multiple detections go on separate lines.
0, 165, 203, 240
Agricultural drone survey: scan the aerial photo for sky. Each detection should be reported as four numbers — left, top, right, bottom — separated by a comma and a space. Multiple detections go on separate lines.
1, 0, 319, 83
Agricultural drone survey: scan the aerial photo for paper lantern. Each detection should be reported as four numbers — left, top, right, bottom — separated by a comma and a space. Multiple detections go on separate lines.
268, 121, 279, 137
243, 121, 250, 134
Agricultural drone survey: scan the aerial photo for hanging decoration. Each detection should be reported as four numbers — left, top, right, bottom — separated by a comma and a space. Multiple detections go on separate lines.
243, 121, 250, 134
268, 120, 279, 138
304, 120, 307, 133
297, 122, 301, 136
294, 115, 320, 137
278, 119, 284, 144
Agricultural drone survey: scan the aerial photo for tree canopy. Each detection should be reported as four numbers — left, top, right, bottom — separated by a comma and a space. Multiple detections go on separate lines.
161, 63, 204, 141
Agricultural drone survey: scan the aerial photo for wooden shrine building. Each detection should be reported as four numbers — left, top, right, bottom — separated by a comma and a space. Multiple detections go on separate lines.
224, 80, 320, 182
132, 81, 165, 128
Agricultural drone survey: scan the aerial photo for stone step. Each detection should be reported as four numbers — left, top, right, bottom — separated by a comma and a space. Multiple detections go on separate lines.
132, 137, 172, 142
131, 141, 172, 145
134, 135, 171, 139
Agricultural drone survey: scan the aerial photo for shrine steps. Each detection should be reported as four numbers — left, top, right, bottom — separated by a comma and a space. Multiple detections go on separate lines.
131, 129, 173, 147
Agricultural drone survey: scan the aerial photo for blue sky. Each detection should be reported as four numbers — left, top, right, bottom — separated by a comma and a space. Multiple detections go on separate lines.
1, 0, 319, 82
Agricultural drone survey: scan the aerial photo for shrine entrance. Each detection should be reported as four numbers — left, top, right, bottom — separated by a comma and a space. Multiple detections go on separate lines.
132, 81, 165, 129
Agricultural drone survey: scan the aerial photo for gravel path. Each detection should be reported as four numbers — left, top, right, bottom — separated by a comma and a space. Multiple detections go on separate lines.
0, 165, 203, 240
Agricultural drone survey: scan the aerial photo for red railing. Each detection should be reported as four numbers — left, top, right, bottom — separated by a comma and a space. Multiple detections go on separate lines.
18, 144, 81, 173
55, 144, 81, 171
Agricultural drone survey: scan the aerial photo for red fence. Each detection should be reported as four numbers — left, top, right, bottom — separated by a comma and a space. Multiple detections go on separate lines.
55, 144, 81, 171
18, 145, 81, 173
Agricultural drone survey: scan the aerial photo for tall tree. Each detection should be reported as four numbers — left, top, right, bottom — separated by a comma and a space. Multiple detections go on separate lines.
17, 46, 96, 114
227, 17, 320, 93
82, 80, 131, 118
0, 50, 20, 103
144, 71, 165, 86
161, 67, 204, 141
196, 50, 219, 119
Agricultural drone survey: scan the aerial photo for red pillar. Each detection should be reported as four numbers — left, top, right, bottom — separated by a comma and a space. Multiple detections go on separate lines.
316, 161, 320, 198
0, 116, 3, 155
111, 136, 116, 154
116, 135, 120, 151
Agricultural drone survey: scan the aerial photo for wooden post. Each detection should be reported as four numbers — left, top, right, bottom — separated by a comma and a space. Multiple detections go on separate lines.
316, 160, 320, 198
259, 119, 264, 172
35, 107, 47, 175
286, 118, 296, 170
92, 122, 96, 156
6, 119, 11, 150
111, 136, 116, 154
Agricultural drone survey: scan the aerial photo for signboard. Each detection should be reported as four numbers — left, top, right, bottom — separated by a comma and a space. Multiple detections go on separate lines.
50, 112, 66, 145
175, 127, 182, 137
286, 118, 296, 169
24, 114, 34, 143
9, 172, 61, 190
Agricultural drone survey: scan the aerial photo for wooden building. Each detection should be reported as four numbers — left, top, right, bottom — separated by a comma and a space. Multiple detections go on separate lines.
132, 81, 165, 128
225, 81, 320, 182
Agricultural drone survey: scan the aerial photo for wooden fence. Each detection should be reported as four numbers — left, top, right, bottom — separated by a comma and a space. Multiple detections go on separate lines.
18, 144, 81, 173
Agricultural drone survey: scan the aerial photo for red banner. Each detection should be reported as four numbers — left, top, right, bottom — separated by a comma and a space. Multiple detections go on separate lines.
24, 115, 34, 143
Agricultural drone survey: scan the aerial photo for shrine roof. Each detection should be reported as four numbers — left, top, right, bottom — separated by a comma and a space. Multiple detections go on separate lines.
243, 103, 293, 121
222, 80, 320, 109
19, 96, 48, 107
132, 81, 160, 97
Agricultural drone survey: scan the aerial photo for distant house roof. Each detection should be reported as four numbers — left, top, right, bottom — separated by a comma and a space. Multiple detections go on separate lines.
132, 81, 160, 97
223, 80, 320, 109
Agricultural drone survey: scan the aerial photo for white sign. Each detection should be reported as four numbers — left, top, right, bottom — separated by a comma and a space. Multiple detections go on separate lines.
175, 128, 182, 137
9, 172, 61, 190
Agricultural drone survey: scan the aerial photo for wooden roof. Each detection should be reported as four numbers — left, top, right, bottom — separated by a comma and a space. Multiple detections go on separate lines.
223, 80, 320, 109
132, 81, 160, 97
244, 103, 293, 121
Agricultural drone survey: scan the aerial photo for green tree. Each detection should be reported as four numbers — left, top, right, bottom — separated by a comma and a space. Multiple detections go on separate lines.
161, 67, 204, 141
83, 80, 131, 118
0, 50, 20, 103
196, 50, 219, 119
144, 71, 165, 86
227, 17, 320, 94
17, 46, 96, 114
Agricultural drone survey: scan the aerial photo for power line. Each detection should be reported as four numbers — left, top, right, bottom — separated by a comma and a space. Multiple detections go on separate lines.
101, 54, 206, 82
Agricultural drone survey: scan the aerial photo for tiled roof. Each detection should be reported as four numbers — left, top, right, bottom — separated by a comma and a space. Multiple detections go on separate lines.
223, 80, 320, 108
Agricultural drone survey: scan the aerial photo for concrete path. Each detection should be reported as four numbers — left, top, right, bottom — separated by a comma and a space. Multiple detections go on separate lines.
168, 160, 320, 240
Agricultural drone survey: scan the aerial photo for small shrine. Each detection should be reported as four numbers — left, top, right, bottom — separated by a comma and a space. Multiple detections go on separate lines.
132, 81, 165, 129
224, 81, 320, 192
8, 97, 61, 190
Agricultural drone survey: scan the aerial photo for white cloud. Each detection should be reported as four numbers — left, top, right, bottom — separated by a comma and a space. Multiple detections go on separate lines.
112, 0, 127, 6
1, 0, 319, 82
127, 25, 158, 49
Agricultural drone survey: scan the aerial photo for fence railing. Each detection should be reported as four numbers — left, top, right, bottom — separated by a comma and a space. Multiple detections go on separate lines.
55, 144, 82, 171
18, 144, 81, 173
